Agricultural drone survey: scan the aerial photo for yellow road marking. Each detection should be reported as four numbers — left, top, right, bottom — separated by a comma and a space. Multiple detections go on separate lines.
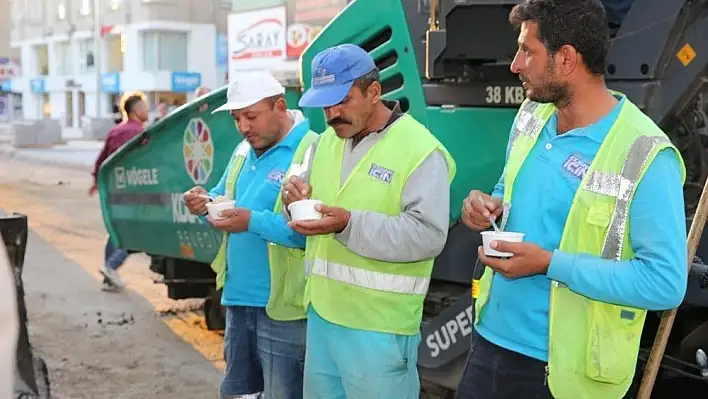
162, 312, 225, 371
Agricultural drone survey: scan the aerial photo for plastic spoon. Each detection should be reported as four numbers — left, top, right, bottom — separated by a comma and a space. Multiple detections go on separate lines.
198, 194, 215, 202
479, 196, 501, 232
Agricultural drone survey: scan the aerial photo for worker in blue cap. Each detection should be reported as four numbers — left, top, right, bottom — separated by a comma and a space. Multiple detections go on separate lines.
280, 43, 457, 398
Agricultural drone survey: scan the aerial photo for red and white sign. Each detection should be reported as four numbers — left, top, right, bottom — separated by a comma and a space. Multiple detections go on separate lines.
286, 23, 312, 58
228, 7, 287, 72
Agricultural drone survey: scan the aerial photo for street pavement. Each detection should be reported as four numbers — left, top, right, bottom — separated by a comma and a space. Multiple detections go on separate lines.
0, 125, 102, 170
0, 155, 225, 398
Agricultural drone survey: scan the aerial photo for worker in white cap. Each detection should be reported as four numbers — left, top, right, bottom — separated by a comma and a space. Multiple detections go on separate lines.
183, 71, 318, 399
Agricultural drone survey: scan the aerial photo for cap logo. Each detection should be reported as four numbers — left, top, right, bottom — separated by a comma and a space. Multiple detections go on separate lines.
313, 66, 335, 86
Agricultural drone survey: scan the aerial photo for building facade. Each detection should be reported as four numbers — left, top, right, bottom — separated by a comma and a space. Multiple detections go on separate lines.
9, 0, 231, 127
0, 0, 22, 121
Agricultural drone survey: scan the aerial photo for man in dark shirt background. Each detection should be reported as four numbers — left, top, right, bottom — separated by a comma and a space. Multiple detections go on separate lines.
89, 94, 149, 290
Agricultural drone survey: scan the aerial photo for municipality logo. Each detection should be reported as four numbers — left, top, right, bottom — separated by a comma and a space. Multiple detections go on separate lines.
562, 154, 589, 180
368, 164, 394, 183
266, 169, 286, 185
114, 167, 126, 189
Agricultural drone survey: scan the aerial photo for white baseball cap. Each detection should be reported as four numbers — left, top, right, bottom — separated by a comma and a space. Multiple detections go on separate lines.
212, 71, 285, 114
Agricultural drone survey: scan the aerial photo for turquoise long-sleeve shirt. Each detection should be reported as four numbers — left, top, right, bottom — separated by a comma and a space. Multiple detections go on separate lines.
476, 96, 688, 361
207, 113, 309, 307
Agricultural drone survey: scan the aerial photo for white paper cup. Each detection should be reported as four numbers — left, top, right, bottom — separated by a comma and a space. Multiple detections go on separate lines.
206, 200, 235, 220
480, 231, 526, 257
288, 199, 324, 221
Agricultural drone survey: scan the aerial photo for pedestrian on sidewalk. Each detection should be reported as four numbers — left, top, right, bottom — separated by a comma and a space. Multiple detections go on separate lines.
282, 44, 456, 399
457, 1, 687, 398
183, 71, 317, 399
89, 94, 150, 291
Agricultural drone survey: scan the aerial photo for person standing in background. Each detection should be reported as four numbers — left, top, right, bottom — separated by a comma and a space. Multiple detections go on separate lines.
89, 94, 150, 291
154, 101, 168, 123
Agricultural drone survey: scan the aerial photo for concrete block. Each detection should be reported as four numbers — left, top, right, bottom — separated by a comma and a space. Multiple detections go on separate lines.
38, 118, 63, 146
8, 119, 65, 148
10, 120, 43, 148
81, 117, 114, 141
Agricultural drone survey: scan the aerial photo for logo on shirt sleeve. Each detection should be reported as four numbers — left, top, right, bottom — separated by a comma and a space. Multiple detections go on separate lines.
369, 164, 394, 183
562, 154, 590, 179
266, 169, 286, 185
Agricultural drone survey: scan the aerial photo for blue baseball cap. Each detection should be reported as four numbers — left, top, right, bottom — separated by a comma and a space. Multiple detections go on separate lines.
299, 44, 376, 108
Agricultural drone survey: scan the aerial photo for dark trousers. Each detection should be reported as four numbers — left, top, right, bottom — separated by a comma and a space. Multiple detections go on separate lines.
456, 331, 642, 399
456, 331, 552, 399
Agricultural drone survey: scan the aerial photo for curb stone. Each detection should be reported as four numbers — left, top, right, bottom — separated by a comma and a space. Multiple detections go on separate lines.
0, 145, 93, 172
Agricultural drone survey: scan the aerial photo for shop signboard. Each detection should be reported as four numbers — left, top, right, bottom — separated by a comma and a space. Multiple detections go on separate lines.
216, 33, 229, 69
171, 72, 202, 93
227, 6, 287, 73
101, 73, 121, 93
30, 78, 45, 94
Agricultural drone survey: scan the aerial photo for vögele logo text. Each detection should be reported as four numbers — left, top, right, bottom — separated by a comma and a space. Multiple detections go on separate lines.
114, 166, 160, 189
114, 167, 126, 189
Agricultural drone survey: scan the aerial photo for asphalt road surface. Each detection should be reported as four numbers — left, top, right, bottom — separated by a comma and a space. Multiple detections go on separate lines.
0, 155, 224, 398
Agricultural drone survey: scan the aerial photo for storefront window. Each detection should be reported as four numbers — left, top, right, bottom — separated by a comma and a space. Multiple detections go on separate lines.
78, 38, 96, 73
55, 41, 72, 75
141, 31, 188, 71
34, 45, 49, 76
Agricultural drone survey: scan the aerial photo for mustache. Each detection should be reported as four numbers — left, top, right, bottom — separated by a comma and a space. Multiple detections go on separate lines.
327, 117, 351, 126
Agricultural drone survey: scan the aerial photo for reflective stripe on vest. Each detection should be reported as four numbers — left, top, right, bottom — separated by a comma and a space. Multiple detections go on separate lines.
583, 135, 671, 260
308, 258, 430, 296
210, 141, 250, 290
499, 100, 541, 230
509, 101, 542, 144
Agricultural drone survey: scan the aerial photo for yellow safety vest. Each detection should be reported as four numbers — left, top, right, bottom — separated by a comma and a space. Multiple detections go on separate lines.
473, 94, 686, 398
210, 130, 318, 321
304, 114, 457, 335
